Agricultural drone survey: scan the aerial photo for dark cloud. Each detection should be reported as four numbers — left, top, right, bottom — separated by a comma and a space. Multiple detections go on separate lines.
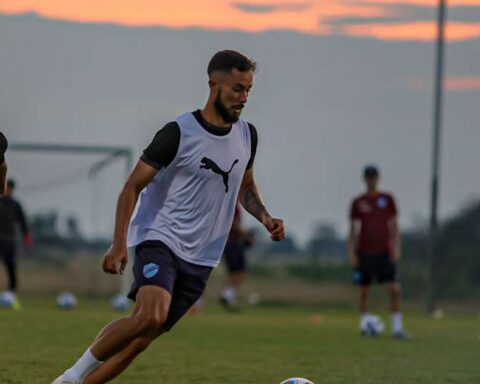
232, 2, 311, 14
327, 4, 480, 27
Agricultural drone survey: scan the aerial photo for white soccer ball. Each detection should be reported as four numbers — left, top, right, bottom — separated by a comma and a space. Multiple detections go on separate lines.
57, 292, 77, 310
362, 314, 385, 336
111, 294, 129, 311
0, 291, 16, 309
280, 378, 315, 384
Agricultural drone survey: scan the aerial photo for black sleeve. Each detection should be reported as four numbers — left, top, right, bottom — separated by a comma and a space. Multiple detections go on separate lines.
0, 131, 8, 164
15, 201, 29, 235
246, 123, 258, 170
140, 122, 181, 170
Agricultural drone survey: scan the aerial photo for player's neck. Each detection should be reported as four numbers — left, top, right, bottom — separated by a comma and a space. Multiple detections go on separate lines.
366, 188, 379, 196
201, 105, 232, 129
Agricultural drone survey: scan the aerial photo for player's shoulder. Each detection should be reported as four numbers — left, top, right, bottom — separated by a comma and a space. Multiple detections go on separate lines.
152, 121, 180, 137
242, 120, 257, 139
352, 193, 367, 204
379, 191, 396, 201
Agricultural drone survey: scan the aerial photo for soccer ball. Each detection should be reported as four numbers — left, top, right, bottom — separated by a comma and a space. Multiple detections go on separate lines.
57, 292, 77, 310
0, 291, 16, 309
280, 378, 314, 384
111, 294, 129, 311
362, 314, 385, 336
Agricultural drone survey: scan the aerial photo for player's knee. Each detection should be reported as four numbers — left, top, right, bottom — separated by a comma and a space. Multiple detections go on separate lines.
389, 283, 400, 295
360, 286, 369, 298
135, 312, 168, 334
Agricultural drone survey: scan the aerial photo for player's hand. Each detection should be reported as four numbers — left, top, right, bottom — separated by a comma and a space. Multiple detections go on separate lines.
23, 233, 33, 249
103, 245, 128, 275
262, 216, 285, 241
0, 131, 8, 164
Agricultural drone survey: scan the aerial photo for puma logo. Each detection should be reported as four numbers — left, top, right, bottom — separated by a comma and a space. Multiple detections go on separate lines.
200, 157, 239, 193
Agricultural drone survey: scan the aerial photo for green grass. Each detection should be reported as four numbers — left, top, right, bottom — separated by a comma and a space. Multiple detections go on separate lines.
0, 297, 479, 383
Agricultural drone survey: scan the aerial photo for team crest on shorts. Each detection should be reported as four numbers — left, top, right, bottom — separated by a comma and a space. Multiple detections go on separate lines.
143, 263, 160, 279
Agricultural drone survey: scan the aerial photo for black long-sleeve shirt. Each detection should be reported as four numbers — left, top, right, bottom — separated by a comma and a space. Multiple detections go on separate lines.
0, 196, 28, 243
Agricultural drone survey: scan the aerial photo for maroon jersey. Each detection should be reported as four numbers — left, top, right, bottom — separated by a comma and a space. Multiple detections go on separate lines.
350, 192, 397, 255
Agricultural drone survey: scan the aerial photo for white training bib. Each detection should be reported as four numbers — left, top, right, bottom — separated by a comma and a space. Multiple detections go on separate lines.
127, 112, 251, 267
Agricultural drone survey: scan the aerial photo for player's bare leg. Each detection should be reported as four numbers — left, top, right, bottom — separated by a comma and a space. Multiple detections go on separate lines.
388, 282, 401, 313
221, 271, 247, 311
84, 329, 164, 384
89, 301, 143, 346
359, 284, 372, 335
228, 271, 247, 289
90, 286, 170, 360
54, 286, 171, 383
387, 282, 409, 339
359, 284, 369, 313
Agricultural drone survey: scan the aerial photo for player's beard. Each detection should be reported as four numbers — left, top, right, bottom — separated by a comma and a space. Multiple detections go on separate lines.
214, 91, 242, 123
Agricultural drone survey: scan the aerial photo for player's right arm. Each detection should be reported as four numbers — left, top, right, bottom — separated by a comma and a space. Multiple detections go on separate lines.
348, 220, 359, 268
103, 161, 158, 274
348, 199, 360, 268
103, 122, 180, 275
0, 131, 8, 195
0, 162, 7, 196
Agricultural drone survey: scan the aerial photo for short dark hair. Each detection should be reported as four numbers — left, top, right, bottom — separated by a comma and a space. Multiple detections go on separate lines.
207, 50, 257, 76
7, 179, 15, 189
363, 165, 379, 178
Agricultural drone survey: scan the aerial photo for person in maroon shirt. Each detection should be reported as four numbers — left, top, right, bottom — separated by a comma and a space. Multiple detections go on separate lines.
348, 165, 409, 339
220, 201, 255, 311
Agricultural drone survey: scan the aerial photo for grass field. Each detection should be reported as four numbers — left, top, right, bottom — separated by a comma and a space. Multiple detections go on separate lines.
0, 297, 479, 384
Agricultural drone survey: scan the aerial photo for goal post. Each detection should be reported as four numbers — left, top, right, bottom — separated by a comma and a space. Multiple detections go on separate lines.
10, 142, 134, 298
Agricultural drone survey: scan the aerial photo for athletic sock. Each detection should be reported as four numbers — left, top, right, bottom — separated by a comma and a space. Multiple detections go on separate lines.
360, 312, 370, 330
64, 348, 103, 381
391, 312, 403, 333
221, 287, 236, 303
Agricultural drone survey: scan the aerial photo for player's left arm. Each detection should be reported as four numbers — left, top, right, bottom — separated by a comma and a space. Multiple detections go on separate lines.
389, 195, 401, 262
0, 131, 8, 195
0, 162, 7, 195
16, 202, 32, 248
238, 167, 285, 242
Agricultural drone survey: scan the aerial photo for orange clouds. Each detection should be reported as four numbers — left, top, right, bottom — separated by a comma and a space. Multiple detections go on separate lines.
1, 0, 480, 41
0, 0, 321, 33
343, 22, 480, 41
408, 76, 480, 91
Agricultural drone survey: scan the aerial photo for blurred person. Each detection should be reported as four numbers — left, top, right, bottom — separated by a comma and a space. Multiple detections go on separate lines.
220, 201, 255, 311
53, 50, 285, 384
348, 165, 410, 339
0, 131, 8, 194
0, 179, 32, 308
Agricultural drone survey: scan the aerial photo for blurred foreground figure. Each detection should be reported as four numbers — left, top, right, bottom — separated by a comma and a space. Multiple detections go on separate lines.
348, 165, 410, 339
0, 179, 32, 309
220, 202, 255, 311
53, 50, 285, 384
0, 132, 8, 194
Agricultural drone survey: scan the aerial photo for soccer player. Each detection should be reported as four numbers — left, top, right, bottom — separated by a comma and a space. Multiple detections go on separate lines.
0, 131, 8, 195
53, 50, 285, 384
348, 165, 409, 339
0, 179, 32, 306
220, 201, 255, 311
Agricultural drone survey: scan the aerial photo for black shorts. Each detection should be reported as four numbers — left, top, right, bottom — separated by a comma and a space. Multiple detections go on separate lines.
223, 242, 247, 274
128, 240, 212, 331
354, 254, 397, 285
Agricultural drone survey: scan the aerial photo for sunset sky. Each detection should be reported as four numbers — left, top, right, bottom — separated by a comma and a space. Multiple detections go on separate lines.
1, 2, 479, 241
1, 0, 480, 41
